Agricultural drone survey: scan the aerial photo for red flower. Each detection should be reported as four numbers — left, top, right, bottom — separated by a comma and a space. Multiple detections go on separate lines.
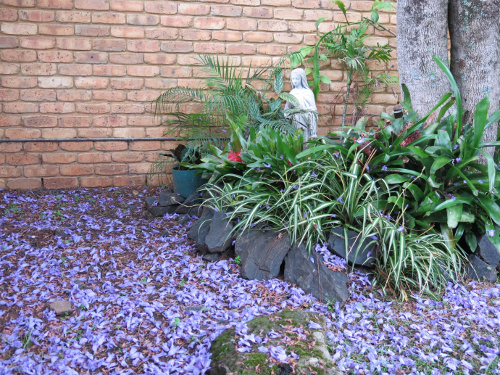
228, 150, 243, 162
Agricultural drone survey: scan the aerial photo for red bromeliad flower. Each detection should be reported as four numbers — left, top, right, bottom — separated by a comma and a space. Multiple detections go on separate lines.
228, 150, 243, 162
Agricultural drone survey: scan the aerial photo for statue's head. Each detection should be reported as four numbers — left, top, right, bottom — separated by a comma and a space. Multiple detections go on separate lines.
290, 68, 309, 89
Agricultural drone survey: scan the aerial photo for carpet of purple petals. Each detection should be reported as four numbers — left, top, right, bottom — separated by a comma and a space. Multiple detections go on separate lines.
0, 187, 499, 375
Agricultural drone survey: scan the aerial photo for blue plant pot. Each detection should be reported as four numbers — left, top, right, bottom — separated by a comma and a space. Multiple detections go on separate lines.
172, 168, 207, 198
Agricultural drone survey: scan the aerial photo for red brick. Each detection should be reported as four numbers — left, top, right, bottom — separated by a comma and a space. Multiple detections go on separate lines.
274, 33, 303, 44
60, 165, 94, 176
0, 9, 17, 21
333, 12, 361, 23
110, 78, 143, 89
211, 5, 242, 17
59, 64, 93, 76
258, 20, 287, 31
161, 66, 191, 78
289, 21, 316, 33
1, 23, 37, 35
6, 153, 40, 166
93, 90, 126, 101
144, 28, 178, 40
93, 65, 126, 76
127, 40, 160, 52
127, 14, 159, 26
21, 63, 57, 75
262, 0, 291, 5
56, 11, 91, 23
113, 127, 146, 138
43, 177, 79, 189
110, 151, 144, 163
241, 56, 272, 67
7, 178, 42, 190
0, 116, 22, 127
212, 31, 242, 42
110, 26, 144, 38
74, 52, 108, 64
243, 7, 273, 18
226, 44, 257, 55
113, 175, 145, 187
4, 128, 41, 138
78, 128, 112, 138
38, 0, 72, 9
23, 141, 58, 151
1, 0, 35, 5
39, 24, 74, 35
194, 42, 225, 54
128, 162, 150, 174
42, 153, 77, 164
127, 66, 159, 77
0, 36, 19, 48
180, 29, 211, 41
42, 128, 77, 138
74, 77, 109, 89
78, 153, 112, 163
144, 54, 176, 65
110, 103, 144, 113
22, 116, 57, 127
109, 52, 143, 64
111, 1, 143, 12
126, 90, 157, 101
178, 4, 210, 15
304, 9, 333, 21
76, 103, 110, 114
129, 141, 160, 151
144, 78, 176, 89
59, 116, 92, 127
57, 38, 91, 50
274, 8, 302, 20
40, 102, 75, 113
20, 37, 56, 49
95, 164, 127, 175
75, 0, 109, 10
230, 0, 259, 4
0, 143, 23, 152
160, 15, 192, 28
4, 102, 38, 113
243, 31, 273, 43
0, 89, 19, 101
92, 12, 126, 24
1, 50, 36, 62
93, 115, 126, 127
145, 2, 176, 14
21, 89, 57, 101
194, 17, 225, 29
145, 128, 163, 137
160, 41, 193, 53
80, 176, 112, 187
258, 44, 287, 55
227, 18, 257, 31
75, 25, 109, 36
38, 76, 73, 88
292, 0, 320, 8
0, 166, 22, 178
38, 51, 73, 62
18, 9, 53, 22
24, 165, 59, 177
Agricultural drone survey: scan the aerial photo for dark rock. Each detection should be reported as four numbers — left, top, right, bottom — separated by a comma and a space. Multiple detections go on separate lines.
210, 309, 342, 375
188, 207, 214, 253
202, 253, 219, 262
466, 254, 497, 283
284, 244, 349, 305
327, 227, 376, 267
74, 280, 88, 289
54, 229, 67, 238
477, 234, 500, 266
161, 231, 171, 237
205, 212, 234, 254
205, 366, 230, 375
175, 193, 203, 214
149, 205, 176, 217
48, 300, 72, 316
235, 231, 290, 280
159, 192, 184, 206
278, 364, 293, 375
145, 197, 156, 211
188, 205, 204, 218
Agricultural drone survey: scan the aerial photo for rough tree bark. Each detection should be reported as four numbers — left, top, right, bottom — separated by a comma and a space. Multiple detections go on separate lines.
449, 0, 500, 159
396, 0, 450, 115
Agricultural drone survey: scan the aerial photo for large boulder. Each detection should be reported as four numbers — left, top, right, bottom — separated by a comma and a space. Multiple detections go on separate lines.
175, 193, 203, 214
235, 231, 291, 280
187, 207, 214, 253
159, 191, 184, 206
477, 234, 500, 267
327, 227, 375, 267
208, 309, 342, 375
466, 254, 498, 283
284, 244, 349, 305
205, 211, 234, 253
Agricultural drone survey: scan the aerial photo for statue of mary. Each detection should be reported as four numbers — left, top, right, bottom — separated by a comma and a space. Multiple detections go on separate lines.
284, 68, 318, 141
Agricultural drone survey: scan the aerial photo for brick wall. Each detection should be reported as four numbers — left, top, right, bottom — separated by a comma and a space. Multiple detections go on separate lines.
0, 0, 398, 190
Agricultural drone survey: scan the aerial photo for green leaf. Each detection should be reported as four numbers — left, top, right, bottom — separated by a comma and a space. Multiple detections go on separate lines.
315, 17, 326, 29
372, 0, 395, 11
477, 196, 500, 226
279, 92, 300, 107
370, 9, 379, 23
472, 95, 490, 149
447, 204, 462, 229
320, 75, 332, 84
430, 155, 451, 174
273, 68, 284, 94
385, 174, 410, 184
433, 197, 473, 212
333, 0, 348, 23
465, 231, 477, 252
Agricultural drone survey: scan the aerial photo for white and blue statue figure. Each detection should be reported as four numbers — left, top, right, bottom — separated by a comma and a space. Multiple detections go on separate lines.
284, 68, 318, 141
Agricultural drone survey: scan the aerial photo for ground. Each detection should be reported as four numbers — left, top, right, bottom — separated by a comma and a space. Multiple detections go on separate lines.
0, 187, 499, 375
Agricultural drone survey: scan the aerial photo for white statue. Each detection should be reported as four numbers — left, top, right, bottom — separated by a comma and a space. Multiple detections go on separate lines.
285, 68, 318, 141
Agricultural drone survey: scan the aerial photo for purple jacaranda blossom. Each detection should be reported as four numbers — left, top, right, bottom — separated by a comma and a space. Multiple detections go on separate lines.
308, 321, 322, 329
311, 171, 318, 178
381, 165, 388, 171
488, 229, 495, 237
337, 197, 343, 203
397, 226, 404, 232
263, 162, 271, 168
269, 346, 287, 362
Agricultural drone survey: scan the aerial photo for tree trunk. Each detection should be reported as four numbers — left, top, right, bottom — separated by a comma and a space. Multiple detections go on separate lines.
396, 0, 451, 117
449, 0, 500, 160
